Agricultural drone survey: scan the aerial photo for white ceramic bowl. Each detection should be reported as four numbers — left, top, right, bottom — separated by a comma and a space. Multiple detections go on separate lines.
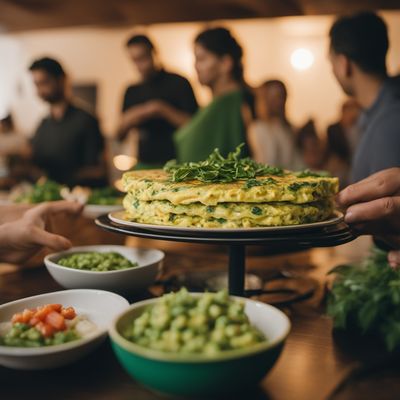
44, 245, 164, 295
0, 289, 129, 370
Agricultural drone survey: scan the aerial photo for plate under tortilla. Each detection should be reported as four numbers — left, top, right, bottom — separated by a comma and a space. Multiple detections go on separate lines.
108, 210, 344, 234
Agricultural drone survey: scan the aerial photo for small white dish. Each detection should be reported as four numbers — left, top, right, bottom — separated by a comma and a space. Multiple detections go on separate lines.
0, 289, 129, 370
44, 245, 164, 295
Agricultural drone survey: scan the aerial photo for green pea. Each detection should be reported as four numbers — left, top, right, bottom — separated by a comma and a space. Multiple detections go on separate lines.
123, 288, 266, 355
58, 252, 138, 272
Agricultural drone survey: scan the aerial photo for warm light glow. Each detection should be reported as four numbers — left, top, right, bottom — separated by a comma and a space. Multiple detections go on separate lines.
113, 155, 137, 171
290, 48, 314, 71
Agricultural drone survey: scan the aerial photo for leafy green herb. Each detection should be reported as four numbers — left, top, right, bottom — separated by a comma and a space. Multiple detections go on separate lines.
243, 177, 277, 189
327, 247, 400, 351
15, 179, 63, 203
88, 187, 123, 205
164, 144, 284, 183
206, 206, 215, 213
251, 206, 262, 216
295, 169, 331, 178
288, 182, 317, 192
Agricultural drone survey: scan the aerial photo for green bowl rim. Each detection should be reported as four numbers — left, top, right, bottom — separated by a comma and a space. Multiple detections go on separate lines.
109, 294, 291, 364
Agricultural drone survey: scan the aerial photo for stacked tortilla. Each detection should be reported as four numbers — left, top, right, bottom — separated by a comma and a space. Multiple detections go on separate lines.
121, 169, 339, 229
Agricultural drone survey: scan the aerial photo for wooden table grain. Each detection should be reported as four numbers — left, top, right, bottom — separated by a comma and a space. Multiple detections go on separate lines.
1, 237, 398, 400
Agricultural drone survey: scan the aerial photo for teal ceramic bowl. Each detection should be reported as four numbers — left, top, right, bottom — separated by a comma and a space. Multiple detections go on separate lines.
109, 294, 290, 398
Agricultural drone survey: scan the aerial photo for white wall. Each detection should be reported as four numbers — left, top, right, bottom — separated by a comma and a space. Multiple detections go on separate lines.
1, 11, 400, 137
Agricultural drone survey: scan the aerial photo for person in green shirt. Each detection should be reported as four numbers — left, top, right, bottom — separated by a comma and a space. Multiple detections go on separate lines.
174, 27, 255, 162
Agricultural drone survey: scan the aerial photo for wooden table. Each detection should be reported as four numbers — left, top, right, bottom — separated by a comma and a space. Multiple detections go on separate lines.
1, 237, 399, 400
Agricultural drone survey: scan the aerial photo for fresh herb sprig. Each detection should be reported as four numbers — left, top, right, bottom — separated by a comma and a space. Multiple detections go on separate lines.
295, 169, 331, 178
164, 144, 284, 183
327, 247, 400, 351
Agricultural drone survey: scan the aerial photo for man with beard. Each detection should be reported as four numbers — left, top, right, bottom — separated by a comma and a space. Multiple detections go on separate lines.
117, 35, 198, 168
29, 57, 105, 186
329, 12, 400, 182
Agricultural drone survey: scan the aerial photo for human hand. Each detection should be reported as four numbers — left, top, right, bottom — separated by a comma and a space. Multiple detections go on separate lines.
143, 99, 167, 117
336, 168, 400, 262
388, 250, 400, 269
0, 201, 83, 264
336, 168, 400, 235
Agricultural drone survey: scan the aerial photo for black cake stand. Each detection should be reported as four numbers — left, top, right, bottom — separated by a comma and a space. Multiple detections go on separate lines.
95, 214, 356, 297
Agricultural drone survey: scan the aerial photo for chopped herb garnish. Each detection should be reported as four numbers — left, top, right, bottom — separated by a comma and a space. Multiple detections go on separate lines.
206, 206, 215, 213
251, 206, 262, 216
243, 177, 277, 189
295, 169, 331, 178
164, 144, 284, 183
288, 182, 318, 192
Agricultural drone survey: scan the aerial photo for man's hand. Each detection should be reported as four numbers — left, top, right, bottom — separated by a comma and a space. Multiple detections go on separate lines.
143, 99, 167, 117
0, 201, 83, 264
336, 167, 400, 267
117, 103, 158, 140
144, 99, 191, 127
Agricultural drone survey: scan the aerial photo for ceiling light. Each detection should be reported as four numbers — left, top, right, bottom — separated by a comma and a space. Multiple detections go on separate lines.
290, 48, 314, 71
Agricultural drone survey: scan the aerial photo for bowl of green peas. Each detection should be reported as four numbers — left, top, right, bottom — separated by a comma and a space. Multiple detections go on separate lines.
44, 245, 164, 295
109, 288, 290, 398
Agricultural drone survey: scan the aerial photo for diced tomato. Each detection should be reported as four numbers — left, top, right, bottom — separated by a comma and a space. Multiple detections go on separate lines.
21, 309, 34, 323
48, 304, 62, 312
45, 311, 66, 331
36, 322, 55, 338
11, 313, 24, 324
11, 304, 77, 338
61, 307, 76, 320
29, 317, 40, 326
33, 305, 55, 321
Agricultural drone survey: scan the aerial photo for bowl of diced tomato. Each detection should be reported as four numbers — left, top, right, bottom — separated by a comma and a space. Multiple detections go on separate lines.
0, 289, 129, 370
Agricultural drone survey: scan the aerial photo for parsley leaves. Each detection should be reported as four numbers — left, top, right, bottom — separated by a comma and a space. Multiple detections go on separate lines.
164, 144, 284, 183
327, 247, 400, 351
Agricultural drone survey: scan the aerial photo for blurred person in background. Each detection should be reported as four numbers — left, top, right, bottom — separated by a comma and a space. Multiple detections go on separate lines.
297, 119, 350, 188
29, 57, 106, 187
329, 11, 400, 182
117, 34, 198, 169
248, 79, 303, 170
327, 99, 362, 159
174, 27, 255, 162
0, 114, 30, 188
296, 119, 325, 171
325, 99, 362, 187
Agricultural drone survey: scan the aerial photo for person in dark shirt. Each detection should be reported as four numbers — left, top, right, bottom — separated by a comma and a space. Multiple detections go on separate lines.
117, 34, 198, 168
29, 57, 106, 187
329, 11, 400, 183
